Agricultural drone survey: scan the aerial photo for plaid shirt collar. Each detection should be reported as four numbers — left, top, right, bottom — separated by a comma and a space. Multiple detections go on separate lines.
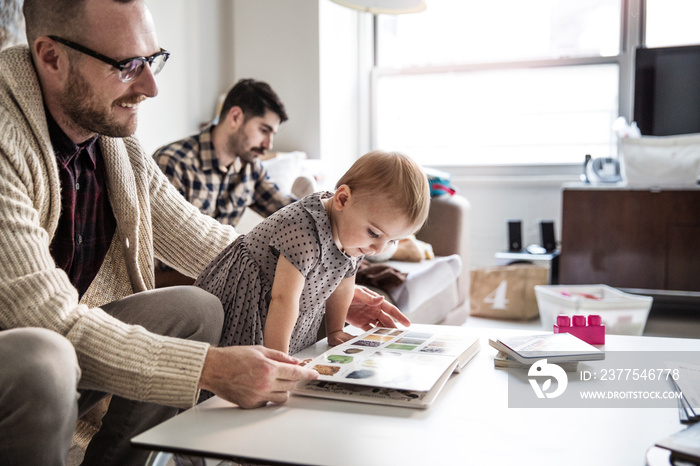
197, 125, 218, 173
46, 108, 98, 170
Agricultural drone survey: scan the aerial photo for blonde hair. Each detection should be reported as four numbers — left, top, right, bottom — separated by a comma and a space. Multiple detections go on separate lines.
336, 150, 430, 233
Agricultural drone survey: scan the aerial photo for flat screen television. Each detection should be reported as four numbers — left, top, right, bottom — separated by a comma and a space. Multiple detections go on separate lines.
634, 44, 700, 136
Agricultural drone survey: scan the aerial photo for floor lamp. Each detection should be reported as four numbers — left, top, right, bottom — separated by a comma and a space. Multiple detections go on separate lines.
328, 0, 426, 15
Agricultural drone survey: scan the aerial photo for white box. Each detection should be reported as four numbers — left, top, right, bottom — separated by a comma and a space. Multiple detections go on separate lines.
620, 134, 700, 188
535, 285, 653, 336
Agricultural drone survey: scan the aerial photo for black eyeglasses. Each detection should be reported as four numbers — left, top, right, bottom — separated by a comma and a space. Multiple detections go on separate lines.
49, 35, 170, 83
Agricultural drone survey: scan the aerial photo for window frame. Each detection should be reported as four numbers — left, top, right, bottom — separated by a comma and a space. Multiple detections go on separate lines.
369, 0, 645, 173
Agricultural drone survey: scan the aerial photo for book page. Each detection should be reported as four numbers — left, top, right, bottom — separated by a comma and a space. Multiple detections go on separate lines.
498, 333, 603, 359
303, 327, 473, 392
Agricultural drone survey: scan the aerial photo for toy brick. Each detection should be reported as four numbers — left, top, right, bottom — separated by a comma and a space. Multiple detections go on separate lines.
553, 314, 605, 345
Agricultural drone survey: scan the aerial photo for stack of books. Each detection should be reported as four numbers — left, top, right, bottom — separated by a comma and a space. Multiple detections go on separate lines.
492, 350, 580, 372
488, 332, 605, 371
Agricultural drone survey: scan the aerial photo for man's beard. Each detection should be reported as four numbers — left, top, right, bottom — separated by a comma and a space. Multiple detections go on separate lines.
58, 63, 138, 138
227, 127, 262, 164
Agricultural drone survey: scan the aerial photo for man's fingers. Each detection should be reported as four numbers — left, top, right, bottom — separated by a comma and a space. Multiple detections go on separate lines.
358, 287, 411, 328
238, 399, 269, 410
274, 379, 302, 393
259, 346, 303, 365
266, 391, 291, 405
376, 312, 398, 328
276, 361, 319, 382
256, 346, 319, 382
365, 294, 384, 305
354, 285, 386, 305
383, 303, 411, 327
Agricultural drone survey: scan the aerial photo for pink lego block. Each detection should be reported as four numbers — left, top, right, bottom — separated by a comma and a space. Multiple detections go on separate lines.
553, 314, 605, 345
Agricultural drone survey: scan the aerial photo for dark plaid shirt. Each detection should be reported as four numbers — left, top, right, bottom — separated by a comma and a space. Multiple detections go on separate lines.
47, 111, 116, 297
152, 125, 295, 227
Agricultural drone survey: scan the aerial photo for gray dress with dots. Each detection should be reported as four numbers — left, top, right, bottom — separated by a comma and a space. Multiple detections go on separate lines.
195, 191, 362, 355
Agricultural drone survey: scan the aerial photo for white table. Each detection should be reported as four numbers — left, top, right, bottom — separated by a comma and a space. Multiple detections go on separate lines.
132, 325, 700, 466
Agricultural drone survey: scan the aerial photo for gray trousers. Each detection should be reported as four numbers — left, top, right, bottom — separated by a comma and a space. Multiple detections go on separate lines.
0, 286, 223, 466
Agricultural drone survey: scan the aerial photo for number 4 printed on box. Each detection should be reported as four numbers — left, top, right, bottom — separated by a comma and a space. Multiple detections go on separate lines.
484, 280, 509, 310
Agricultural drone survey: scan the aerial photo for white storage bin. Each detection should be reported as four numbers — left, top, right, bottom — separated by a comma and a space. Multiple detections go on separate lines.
535, 284, 653, 336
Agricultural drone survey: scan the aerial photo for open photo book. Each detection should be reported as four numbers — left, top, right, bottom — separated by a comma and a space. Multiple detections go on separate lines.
293, 326, 480, 408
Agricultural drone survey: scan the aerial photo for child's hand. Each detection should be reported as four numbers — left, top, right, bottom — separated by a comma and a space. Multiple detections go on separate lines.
327, 330, 354, 346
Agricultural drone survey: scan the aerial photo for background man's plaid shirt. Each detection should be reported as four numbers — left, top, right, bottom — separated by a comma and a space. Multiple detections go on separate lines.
152, 126, 295, 269
153, 126, 295, 226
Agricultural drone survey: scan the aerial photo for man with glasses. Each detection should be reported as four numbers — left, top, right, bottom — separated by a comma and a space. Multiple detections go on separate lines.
0, 0, 321, 465
0, 0, 408, 464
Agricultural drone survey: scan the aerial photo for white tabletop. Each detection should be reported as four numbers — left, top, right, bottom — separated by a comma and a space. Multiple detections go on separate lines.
132, 325, 700, 466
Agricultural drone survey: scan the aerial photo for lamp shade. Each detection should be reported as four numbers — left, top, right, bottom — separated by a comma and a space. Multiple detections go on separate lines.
329, 0, 426, 14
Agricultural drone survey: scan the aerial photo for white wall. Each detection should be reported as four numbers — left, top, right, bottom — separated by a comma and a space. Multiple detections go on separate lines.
138, 0, 233, 156
229, 0, 368, 185
138, 0, 581, 271
451, 170, 579, 267
319, 1, 372, 182
230, 0, 323, 160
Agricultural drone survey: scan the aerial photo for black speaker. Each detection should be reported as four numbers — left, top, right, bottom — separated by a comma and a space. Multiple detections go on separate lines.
539, 220, 556, 252
507, 220, 522, 252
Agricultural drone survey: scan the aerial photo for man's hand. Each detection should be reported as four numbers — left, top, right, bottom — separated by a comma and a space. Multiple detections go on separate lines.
199, 346, 318, 409
346, 285, 411, 331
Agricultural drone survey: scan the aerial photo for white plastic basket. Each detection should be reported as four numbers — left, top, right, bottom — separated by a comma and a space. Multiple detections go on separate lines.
535, 284, 653, 336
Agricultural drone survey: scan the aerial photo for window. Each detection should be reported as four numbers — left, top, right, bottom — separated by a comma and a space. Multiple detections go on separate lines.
375, 64, 619, 165
373, 0, 623, 166
645, 0, 700, 47
372, 0, 700, 166
376, 1, 621, 67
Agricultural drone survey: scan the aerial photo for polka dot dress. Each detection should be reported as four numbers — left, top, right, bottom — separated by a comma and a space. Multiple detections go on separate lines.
195, 192, 361, 355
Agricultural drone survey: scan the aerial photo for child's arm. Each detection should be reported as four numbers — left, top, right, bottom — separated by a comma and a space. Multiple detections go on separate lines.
265, 254, 306, 354
324, 276, 356, 346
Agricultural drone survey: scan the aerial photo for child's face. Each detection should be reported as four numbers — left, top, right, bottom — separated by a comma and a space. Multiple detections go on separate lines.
331, 187, 415, 258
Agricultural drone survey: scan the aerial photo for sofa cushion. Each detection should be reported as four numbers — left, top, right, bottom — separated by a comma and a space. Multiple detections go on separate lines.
384, 254, 462, 324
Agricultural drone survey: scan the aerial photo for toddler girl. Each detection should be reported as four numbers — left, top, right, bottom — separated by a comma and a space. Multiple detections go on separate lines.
195, 150, 430, 355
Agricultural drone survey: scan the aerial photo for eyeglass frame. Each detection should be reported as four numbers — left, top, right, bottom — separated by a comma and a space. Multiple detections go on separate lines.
48, 35, 170, 83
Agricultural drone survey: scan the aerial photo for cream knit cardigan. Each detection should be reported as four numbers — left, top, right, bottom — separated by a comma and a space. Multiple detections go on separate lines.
0, 46, 238, 408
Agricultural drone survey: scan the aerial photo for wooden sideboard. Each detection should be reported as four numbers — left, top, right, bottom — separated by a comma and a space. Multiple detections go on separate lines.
560, 186, 700, 292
